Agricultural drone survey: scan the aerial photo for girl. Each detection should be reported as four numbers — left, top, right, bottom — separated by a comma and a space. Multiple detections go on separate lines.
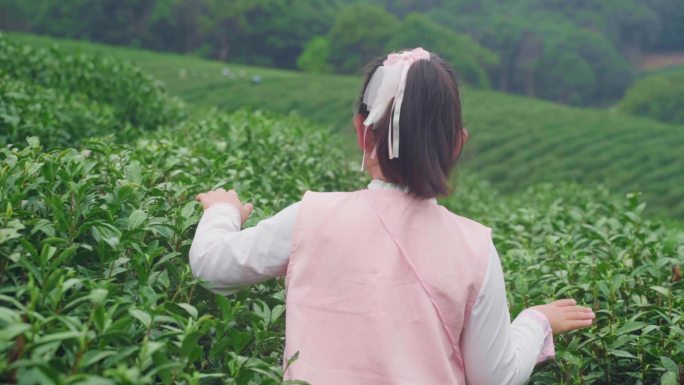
190, 48, 595, 384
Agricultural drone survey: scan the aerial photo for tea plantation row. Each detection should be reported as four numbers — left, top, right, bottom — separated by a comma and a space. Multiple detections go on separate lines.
0, 110, 364, 385
7, 32, 684, 220
446, 177, 684, 384
0, 34, 184, 148
0, 35, 683, 385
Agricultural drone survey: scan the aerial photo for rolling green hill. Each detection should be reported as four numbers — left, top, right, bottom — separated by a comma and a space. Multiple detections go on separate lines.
5, 32, 359, 131
5, 32, 684, 218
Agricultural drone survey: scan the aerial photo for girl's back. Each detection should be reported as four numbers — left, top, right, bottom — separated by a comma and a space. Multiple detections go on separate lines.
285, 189, 490, 383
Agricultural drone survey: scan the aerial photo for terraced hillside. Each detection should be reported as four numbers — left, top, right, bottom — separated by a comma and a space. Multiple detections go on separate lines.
6, 32, 684, 218
463, 92, 684, 216
6, 32, 359, 131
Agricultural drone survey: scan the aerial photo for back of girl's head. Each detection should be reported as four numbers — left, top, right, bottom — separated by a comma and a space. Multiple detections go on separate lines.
356, 52, 463, 199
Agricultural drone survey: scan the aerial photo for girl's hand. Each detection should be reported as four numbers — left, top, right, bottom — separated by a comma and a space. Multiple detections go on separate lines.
530, 299, 595, 334
195, 188, 254, 224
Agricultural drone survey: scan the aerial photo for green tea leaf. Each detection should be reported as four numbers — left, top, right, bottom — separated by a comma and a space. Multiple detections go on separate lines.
89, 288, 108, 305
177, 303, 198, 319
616, 322, 648, 336
0, 322, 30, 340
26, 136, 40, 148
660, 356, 679, 373
35, 330, 83, 345
180, 331, 200, 358
128, 209, 148, 229
82, 350, 117, 368
661, 371, 677, 385
129, 308, 152, 328
124, 161, 143, 185
650, 286, 670, 297
181, 201, 197, 219
609, 349, 638, 359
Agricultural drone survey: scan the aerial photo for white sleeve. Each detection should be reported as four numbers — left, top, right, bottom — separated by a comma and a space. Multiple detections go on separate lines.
188, 201, 300, 295
462, 241, 555, 385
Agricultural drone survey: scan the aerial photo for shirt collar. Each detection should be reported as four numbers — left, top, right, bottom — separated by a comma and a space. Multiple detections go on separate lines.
367, 179, 438, 204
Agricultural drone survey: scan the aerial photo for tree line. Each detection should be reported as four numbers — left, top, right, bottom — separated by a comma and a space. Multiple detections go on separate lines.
1, 0, 682, 106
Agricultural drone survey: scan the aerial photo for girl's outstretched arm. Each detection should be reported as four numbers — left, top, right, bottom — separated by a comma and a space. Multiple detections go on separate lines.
189, 189, 300, 294
461, 241, 594, 385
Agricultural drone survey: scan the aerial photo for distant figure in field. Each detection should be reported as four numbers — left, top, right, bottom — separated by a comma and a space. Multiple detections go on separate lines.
190, 48, 595, 385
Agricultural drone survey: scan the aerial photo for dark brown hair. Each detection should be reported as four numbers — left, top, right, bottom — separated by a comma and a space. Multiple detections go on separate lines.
356, 52, 464, 199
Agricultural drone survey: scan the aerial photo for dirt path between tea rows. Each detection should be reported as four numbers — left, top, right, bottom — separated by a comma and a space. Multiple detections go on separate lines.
637, 51, 684, 71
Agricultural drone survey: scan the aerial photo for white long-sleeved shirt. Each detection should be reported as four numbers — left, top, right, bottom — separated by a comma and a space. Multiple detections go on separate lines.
189, 180, 554, 385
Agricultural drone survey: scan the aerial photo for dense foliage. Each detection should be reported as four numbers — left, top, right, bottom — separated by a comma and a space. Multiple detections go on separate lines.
0, 111, 364, 385
1, 34, 683, 385
298, 6, 497, 87
446, 178, 684, 384
0, 34, 185, 143
619, 69, 684, 125
0, 77, 117, 148
2, 0, 682, 106
2, 131, 683, 384
10, 33, 684, 221
296, 37, 333, 74
429, 5, 636, 105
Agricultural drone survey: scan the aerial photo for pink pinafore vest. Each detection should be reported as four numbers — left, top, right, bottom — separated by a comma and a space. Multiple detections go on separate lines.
284, 189, 491, 384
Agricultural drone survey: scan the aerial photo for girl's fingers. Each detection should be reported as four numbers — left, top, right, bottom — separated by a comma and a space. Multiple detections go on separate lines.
564, 319, 593, 330
554, 299, 577, 307
243, 203, 253, 220
195, 193, 206, 202
562, 305, 593, 313
565, 311, 595, 320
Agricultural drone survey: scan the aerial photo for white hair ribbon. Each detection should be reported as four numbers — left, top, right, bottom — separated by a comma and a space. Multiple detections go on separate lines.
362, 47, 431, 160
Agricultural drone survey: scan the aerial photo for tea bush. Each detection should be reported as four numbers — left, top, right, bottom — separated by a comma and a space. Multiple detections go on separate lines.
9, 33, 684, 220
0, 111, 364, 385
446, 179, 684, 384
0, 34, 185, 140
2, 121, 682, 384
0, 77, 119, 148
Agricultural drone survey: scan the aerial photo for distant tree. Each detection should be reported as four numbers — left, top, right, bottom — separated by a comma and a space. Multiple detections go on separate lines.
428, 8, 633, 105
144, 0, 205, 53
647, 0, 684, 50
362, 0, 446, 18
230, 0, 337, 68
429, 12, 529, 92
197, 0, 249, 61
523, 0, 661, 50
1, 0, 678, 106
15, 0, 158, 45
535, 51, 596, 104
386, 13, 498, 87
18, 0, 93, 38
297, 36, 333, 73
620, 71, 684, 125
0, 0, 31, 30
531, 25, 633, 104
328, 3, 399, 73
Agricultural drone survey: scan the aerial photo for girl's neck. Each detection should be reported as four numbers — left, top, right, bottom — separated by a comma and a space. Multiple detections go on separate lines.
366, 156, 388, 182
